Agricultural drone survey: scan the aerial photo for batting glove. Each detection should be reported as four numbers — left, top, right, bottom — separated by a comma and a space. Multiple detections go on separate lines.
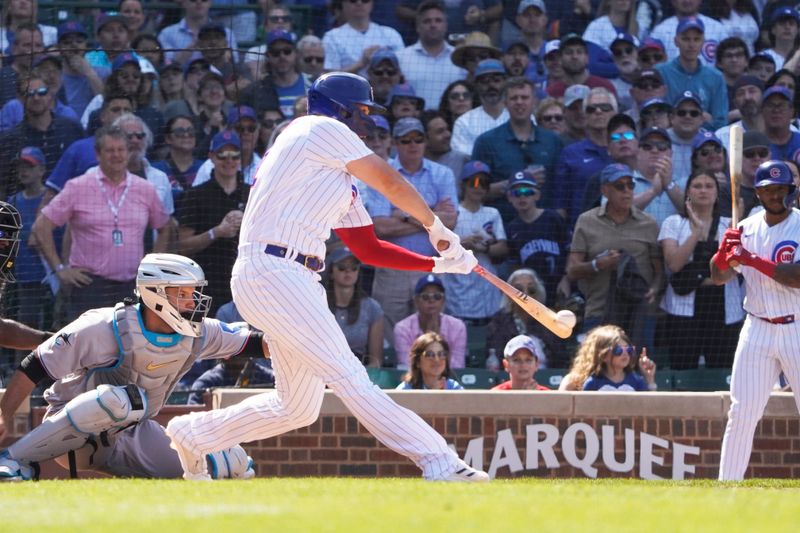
432, 250, 478, 275
425, 215, 463, 260
718, 227, 741, 253
711, 250, 731, 271
726, 246, 777, 278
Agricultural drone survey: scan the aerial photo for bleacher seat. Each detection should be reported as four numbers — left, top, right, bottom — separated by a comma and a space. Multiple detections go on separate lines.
534, 368, 567, 390
454, 368, 500, 389
466, 324, 488, 368
671, 369, 732, 391
367, 368, 405, 389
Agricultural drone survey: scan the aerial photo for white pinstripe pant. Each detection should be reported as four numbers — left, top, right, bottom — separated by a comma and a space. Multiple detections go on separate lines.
168, 245, 460, 479
719, 316, 800, 480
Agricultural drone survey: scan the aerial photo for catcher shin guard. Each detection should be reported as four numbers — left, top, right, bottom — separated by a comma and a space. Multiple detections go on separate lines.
207, 445, 256, 479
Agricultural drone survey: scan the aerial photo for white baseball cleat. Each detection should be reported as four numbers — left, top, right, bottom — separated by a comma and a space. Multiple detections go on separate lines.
439, 460, 490, 483
165, 419, 211, 481
0, 453, 34, 482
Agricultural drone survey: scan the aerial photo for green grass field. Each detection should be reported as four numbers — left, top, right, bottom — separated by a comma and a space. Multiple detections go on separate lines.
2, 478, 800, 532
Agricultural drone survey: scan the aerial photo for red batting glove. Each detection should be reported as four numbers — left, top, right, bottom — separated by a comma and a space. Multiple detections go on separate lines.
727, 246, 777, 278
718, 227, 741, 253
712, 250, 731, 271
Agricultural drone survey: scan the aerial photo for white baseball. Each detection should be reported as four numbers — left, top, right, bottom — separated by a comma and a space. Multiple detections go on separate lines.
556, 310, 577, 329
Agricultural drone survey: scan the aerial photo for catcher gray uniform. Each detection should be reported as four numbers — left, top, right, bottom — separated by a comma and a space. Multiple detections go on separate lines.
1, 302, 257, 479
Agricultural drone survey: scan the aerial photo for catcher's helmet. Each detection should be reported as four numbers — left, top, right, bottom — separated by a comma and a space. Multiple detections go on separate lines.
0, 201, 21, 283
307, 72, 385, 137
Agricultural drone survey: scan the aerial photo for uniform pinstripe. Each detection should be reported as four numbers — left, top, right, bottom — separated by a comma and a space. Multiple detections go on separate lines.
719, 210, 800, 481
166, 115, 461, 479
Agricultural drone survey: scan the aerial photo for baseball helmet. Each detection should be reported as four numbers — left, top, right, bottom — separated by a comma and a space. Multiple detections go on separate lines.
755, 160, 798, 207
136, 253, 212, 337
0, 201, 21, 283
307, 72, 386, 137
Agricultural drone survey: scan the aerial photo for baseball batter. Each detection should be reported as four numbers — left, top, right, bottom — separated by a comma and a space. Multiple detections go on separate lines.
164, 72, 489, 482
712, 160, 800, 481
0, 254, 265, 481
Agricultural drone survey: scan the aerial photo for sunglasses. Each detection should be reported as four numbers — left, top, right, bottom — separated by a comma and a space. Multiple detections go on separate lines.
640, 141, 670, 152
744, 148, 770, 159
541, 114, 564, 122
371, 68, 397, 77
509, 187, 537, 197
634, 80, 662, 90
698, 145, 723, 157
612, 45, 635, 57
26, 86, 48, 97
422, 350, 448, 359
261, 118, 280, 128
586, 103, 614, 114
611, 345, 635, 357
365, 131, 390, 141
675, 109, 702, 118
303, 56, 324, 64
611, 181, 636, 191
449, 90, 472, 101
610, 131, 636, 143
236, 124, 258, 133
465, 52, 492, 63
418, 292, 444, 302
126, 132, 146, 140
399, 137, 425, 145
215, 150, 241, 160
170, 127, 195, 137
268, 48, 294, 57
269, 15, 292, 23
334, 263, 359, 272
638, 53, 664, 64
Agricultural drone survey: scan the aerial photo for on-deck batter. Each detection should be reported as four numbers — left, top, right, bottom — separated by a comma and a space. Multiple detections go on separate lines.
164, 72, 489, 482
712, 160, 800, 481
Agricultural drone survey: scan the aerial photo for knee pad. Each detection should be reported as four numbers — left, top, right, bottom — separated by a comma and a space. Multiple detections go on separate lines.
207, 446, 255, 480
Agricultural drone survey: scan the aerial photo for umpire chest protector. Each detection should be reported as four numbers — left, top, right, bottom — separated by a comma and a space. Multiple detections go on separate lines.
85, 303, 202, 418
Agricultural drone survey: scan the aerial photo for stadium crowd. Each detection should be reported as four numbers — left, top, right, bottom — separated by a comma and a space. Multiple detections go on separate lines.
0, 0, 797, 393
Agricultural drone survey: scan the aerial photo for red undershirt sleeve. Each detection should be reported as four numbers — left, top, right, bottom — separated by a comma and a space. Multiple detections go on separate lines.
335, 225, 435, 271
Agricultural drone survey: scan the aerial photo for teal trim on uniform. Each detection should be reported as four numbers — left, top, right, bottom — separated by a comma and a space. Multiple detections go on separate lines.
135, 304, 183, 347
65, 407, 91, 436
222, 450, 231, 479
85, 305, 128, 382
96, 388, 127, 423
208, 453, 219, 479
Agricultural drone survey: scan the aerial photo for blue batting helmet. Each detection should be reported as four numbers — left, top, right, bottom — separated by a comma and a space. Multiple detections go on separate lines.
755, 160, 798, 207
307, 72, 386, 138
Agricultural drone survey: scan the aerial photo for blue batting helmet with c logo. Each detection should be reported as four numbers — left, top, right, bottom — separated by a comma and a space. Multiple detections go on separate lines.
307, 72, 386, 137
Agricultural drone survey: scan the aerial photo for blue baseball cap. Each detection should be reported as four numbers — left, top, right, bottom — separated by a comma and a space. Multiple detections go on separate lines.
517, 0, 546, 14
183, 57, 210, 77
210, 130, 241, 152
611, 32, 639, 48
266, 29, 294, 47
503, 41, 530, 54
640, 127, 671, 143
560, 33, 586, 49
750, 52, 777, 66
57, 21, 88, 41
676, 16, 705, 35
601, 163, 634, 184
227, 105, 258, 124
507, 169, 539, 190
392, 117, 424, 138
474, 58, 506, 79
198, 23, 227, 38
692, 131, 722, 151
327, 246, 359, 265
638, 37, 665, 53
414, 274, 445, 295
388, 83, 425, 108
370, 115, 390, 132
370, 48, 399, 69
674, 90, 702, 108
640, 97, 671, 113
762, 86, 793, 103
96, 14, 127, 33
460, 161, 491, 181
770, 7, 800, 26
18, 146, 45, 166
111, 52, 140, 72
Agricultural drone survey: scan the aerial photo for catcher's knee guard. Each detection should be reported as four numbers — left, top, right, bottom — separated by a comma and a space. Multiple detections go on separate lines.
6, 384, 146, 463
208, 446, 255, 479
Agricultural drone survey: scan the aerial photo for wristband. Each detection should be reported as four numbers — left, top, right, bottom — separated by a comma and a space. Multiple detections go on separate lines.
208, 229, 216, 241
591, 259, 599, 272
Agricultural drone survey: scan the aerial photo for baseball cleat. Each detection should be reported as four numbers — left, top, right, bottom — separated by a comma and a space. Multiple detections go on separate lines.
165, 419, 211, 481
0, 453, 34, 482
439, 460, 490, 483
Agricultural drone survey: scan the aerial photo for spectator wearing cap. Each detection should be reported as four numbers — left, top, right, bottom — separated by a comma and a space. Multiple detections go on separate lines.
152, 114, 203, 202
192, 72, 231, 158
6, 146, 50, 330
158, 62, 184, 106
637, 37, 666, 70
492, 335, 549, 390
158, 0, 238, 66
566, 162, 661, 345
452, 58, 509, 155
553, 87, 616, 224
366, 117, 458, 342
656, 17, 728, 130
0, 0, 56, 53
56, 21, 103, 117
628, 69, 667, 123
324, 246, 385, 368
505, 168, 569, 308
195, 23, 249, 92
238, 50, 282, 118
296, 35, 325, 81
32, 126, 170, 322
396, 1, 466, 110
542, 40, 565, 90
762, 7, 800, 71
244, 5, 297, 76
747, 52, 777, 84
761, 85, 800, 164
649, 0, 729, 66
260, 31, 309, 119
690, 130, 730, 217
608, 33, 641, 113
715, 37, 750, 113
421, 110, 469, 179
502, 41, 530, 79
176, 130, 249, 314
0, 23, 44, 108
450, 31, 502, 81
84, 15, 132, 81
133, 33, 165, 74
388, 83, 425, 121
473, 76, 561, 220
513, 0, 549, 85
442, 160, 507, 323
161, 57, 211, 120
638, 98, 672, 130
739, 131, 771, 216
0, 74, 84, 198
545, 33, 617, 99
193, 105, 262, 187
583, 0, 642, 51
364, 115, 392, 161
668, 90, 707, 184
321, 0, 403, 75
366, 49, 404, 108
393, 275, 467, 371
560, 83, 588, 145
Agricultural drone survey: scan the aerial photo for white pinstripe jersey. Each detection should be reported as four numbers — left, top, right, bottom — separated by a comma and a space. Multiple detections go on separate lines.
737, 209, 800, 317
240, 115, 374, 259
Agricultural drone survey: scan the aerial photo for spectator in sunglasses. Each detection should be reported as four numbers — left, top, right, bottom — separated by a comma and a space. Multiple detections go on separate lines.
534, 98, 566, 135
366, 49, 404, 108
438, 80, 477, 129
560, 324, 656, 392
152, 114, 203, 201
737, 131, 771, 216
193, 105, 262, 187
255, 108, 284, 155
668, 91, 706, 186
394, 275, 466, 371
396, 332, 463, 390
760, 86, 800, 164
158, 0, 238, 66
690, 131, 730, 216
637, 98, 671, 131
261, 31, 309, 118
628, 69, 667, 124
637, 37, 666, 71
608, 33, 641, 113
635, 126, 682, 225
296, 35, 325, 81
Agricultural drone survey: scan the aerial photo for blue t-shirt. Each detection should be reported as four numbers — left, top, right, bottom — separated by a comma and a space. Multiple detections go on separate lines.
769, 131, 800, 167
275, 75, 308, 118
583, 372, 648, 391
7, 191, 46, 283
61, 73, 94, 118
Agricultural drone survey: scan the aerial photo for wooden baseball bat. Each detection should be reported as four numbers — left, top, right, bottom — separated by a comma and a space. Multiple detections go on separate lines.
729, 124, 743, 227
472, 265, 575, 339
